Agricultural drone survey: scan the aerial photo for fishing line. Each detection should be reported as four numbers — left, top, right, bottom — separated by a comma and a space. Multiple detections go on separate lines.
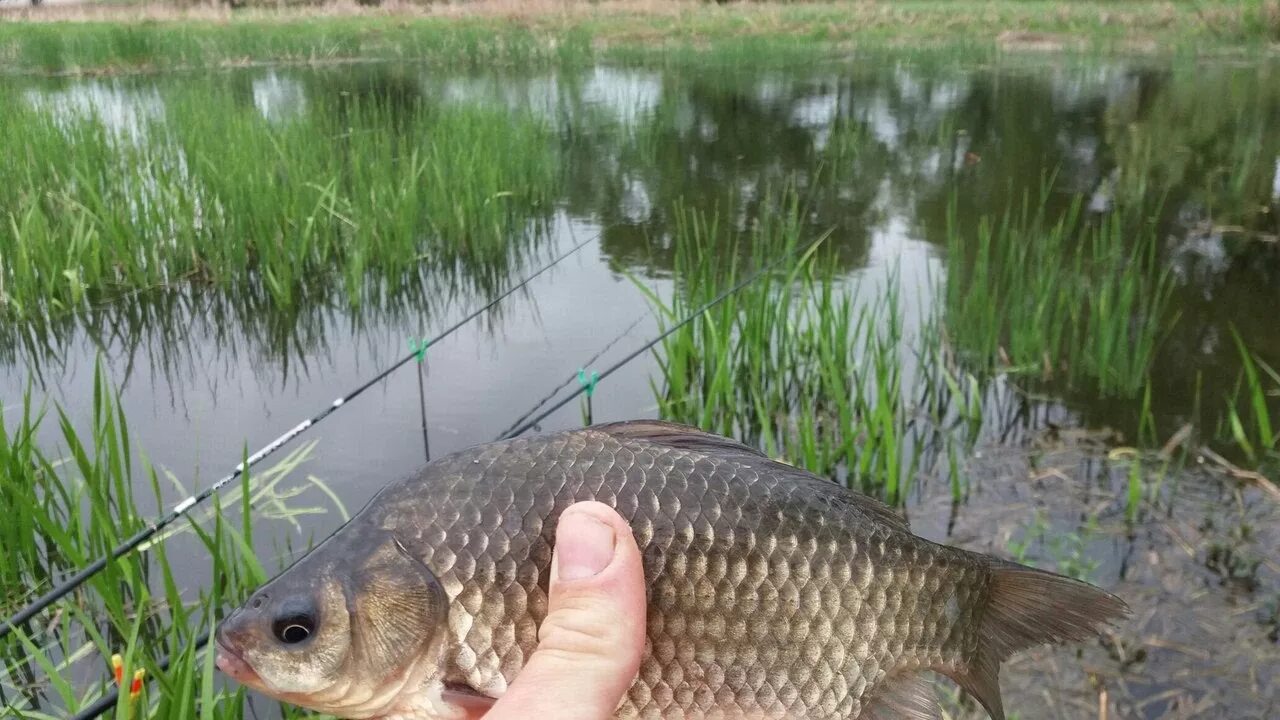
417, 358, 430, 463
493, 310, 649, 441
498, 229, 832, 441
0, 232, 597, 643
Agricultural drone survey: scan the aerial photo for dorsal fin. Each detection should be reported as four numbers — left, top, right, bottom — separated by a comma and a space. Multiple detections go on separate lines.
593, 420, 911, 533
594, 420, 769, 459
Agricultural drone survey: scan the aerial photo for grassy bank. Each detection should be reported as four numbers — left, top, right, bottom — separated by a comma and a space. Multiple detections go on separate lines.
0, 1, 1277, 76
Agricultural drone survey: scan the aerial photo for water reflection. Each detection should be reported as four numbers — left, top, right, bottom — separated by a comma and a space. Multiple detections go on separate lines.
5, 59, 1280, 442
252, 71, 308, 124
23, 79, 164, 143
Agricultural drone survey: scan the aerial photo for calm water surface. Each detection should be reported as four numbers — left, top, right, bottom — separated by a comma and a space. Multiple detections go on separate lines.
2, 55, 1279, 717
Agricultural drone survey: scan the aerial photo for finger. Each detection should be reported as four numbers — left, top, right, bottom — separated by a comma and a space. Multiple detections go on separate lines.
484, 501, 647, 720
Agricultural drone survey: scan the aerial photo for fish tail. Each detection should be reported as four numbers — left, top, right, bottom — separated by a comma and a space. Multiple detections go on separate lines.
943, 560, 1129, 720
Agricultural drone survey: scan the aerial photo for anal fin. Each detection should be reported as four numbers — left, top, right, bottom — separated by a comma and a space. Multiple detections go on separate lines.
863, 671, 940, 720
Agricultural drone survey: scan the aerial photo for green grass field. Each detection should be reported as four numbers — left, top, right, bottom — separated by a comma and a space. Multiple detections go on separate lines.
0, 1, 1276, 76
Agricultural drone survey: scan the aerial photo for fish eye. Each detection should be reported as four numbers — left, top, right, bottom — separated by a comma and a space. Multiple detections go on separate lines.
272, 612, 316, 645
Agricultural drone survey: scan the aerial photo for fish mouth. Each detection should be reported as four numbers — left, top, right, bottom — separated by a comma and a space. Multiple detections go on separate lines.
214, 633, 263, 687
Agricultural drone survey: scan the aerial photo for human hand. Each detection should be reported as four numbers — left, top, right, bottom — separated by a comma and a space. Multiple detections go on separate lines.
481, 501, 647, 720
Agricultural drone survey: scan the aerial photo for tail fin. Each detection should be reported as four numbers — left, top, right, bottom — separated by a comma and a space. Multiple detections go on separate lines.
943, 562, 1129, 720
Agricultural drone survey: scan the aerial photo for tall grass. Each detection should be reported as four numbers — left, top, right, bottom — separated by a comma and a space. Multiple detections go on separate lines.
0, 77, 558, 320
636, 186, 968, 505
942, 183, 1177, 398
1224, 328, 1280, 471
0, 19, 591, 76
0, 2, 1270, 77
0, 363, 341, 719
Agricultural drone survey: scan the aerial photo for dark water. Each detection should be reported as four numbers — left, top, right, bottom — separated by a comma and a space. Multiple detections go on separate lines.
3, 56, 1280, 717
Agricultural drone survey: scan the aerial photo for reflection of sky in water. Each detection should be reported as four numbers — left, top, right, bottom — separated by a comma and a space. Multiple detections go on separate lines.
788, 85, 838, 128
893, 66, 967, 111
866, 95, 901, 147
21, 80, 209, 262
437, 66, 662, 129
864, 186, 943, 349
1170, 229, 1232, 289
790, 84, 837, 150
620, 177, 652, 223
1050, 65, 1134, 108
23, 80, 164, 143
1273, 156, 1280, 199
581, 66, 661, 126
439, 73, 562, 117
252, 71, 308, 124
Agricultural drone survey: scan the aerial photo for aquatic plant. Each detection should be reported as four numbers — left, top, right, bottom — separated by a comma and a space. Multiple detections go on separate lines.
635, 183, 968, 505
941, 182, 1177, 399
0, 80, 558, 320
1225, 329, 1280, 470
0, 362, 341, 719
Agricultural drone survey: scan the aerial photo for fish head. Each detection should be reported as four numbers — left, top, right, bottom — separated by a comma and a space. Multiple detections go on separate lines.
215, 526, 454, 718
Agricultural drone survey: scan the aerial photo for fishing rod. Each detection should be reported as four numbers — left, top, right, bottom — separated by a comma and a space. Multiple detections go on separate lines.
0, 233, 597, 643
498, 229, 831, 441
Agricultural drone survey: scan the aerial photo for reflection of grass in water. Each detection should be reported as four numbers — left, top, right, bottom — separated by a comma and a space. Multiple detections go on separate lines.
0, 82, 557, 321
0, 361, 342, 719
1109, 64, 1280, 235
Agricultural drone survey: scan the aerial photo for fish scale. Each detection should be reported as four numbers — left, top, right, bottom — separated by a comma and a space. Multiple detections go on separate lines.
217, 421, 1127, 720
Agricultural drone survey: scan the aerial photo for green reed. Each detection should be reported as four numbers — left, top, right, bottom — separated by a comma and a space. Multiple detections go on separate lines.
637, 185, 961, 505
1224, 329, 1280, 468
0, 19, 590, 76
0, 78, 558, 320
942, 182, 1177, 399
0, 363, 340, 719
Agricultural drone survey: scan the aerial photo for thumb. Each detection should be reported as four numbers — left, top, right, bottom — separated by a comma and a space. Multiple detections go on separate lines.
484, 501, 647, 720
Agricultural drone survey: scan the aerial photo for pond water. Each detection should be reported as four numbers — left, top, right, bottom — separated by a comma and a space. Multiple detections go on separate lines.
2, 55, 1279, 717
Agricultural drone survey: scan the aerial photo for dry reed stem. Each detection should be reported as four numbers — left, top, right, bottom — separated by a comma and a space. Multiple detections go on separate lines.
1199, 445, 1280, 502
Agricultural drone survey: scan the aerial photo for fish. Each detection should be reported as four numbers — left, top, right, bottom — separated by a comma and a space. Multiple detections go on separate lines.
215, 420, 1127, 719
